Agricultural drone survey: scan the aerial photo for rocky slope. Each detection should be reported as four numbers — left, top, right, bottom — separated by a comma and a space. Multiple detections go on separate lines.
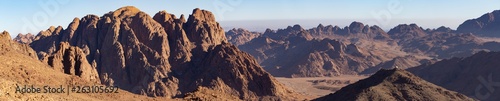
226, 28, 261, 46
0, 31, 38, 59
458, 10, 500, 37
314, 69, 473, 101
27, 6, 300, 100
409, 51, 500, 101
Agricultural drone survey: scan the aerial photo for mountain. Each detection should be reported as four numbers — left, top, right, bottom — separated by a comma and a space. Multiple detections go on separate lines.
307, 22, 390, 40
314, 69, 473, 101
387, 24, 427, 40
389, 23, 500, 59
457, 10, 500, 37
239, 24, 392, 77
26, 6, 300, 100
225, 28, 261, 46
13, 33, 35, 44
409, 51, 500, 101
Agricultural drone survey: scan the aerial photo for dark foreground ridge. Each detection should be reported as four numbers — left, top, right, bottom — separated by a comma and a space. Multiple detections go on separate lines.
314, 68, 473, 101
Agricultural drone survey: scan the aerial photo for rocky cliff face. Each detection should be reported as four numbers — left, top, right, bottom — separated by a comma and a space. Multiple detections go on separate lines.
314, 69, 473, 101
457, 10, 500, 37
41, 42, 100, 83
28, 6, 299, 100
409, 51, 500, 101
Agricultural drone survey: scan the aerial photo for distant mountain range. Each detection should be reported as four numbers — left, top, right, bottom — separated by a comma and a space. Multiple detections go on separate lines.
228, 10, 500, 77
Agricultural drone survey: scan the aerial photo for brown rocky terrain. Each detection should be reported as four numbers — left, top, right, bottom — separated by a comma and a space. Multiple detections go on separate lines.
226, 28, 262, 46
24, 6, 302, 100
1, 31, 169, 100
239, 25, 394, 77
314, 69, 473, 101
235, 16, 500, 78
0, 31, 38, 59
409, 51, 500, 101
13, 33, 35, 44
387, 24, 500, 59
458, 10, 500, 37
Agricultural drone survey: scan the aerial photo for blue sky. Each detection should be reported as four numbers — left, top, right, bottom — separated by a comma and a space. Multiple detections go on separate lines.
1, 0, 499, 37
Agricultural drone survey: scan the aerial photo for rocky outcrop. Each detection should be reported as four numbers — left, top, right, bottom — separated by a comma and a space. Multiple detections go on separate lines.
226, 28, 261, 46
13, 33, 35, 44
314, 69, 473, 101
28, 6, 299, 100
153, 10, 194, 67
457, 10, 500, 37
409, 51, 500, 101
184, 8, 227, 51
41, 42, 100, 83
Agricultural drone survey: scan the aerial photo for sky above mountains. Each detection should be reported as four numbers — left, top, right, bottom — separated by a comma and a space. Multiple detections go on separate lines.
1, 0, 499, 37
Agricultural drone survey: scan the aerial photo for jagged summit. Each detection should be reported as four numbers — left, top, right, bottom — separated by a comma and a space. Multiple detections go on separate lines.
314, 69, 473, 101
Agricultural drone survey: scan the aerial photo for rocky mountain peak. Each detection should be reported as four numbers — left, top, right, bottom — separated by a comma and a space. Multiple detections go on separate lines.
111, 6, 141, 18
184, 8, 227, 51
226, 28, 261, 46
0, 31, 10, 40
317, 24, 325, 29
292, 24, 304, 31
189, 8, 216, 22
348, 21, 365, 33
13, 33, 35, 44
387, 23, 427, 39
434, 26, 453, 32
457, 10, 500, 37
